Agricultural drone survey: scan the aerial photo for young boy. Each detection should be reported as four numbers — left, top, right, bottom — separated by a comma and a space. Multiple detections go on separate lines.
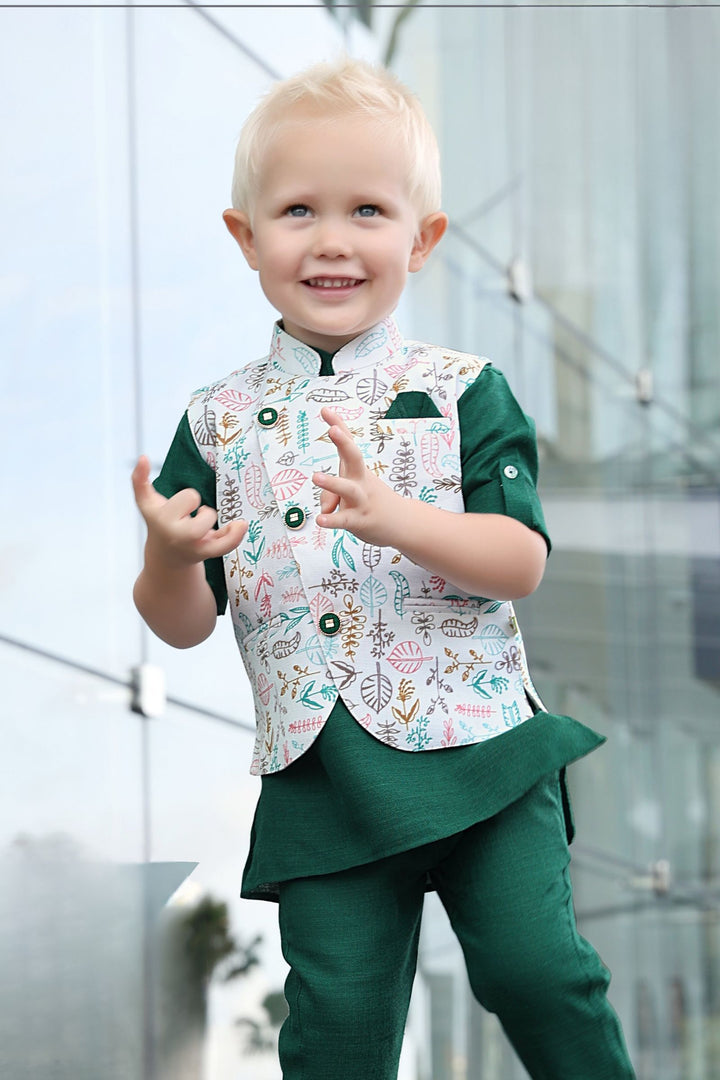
133, 58, 635, 1080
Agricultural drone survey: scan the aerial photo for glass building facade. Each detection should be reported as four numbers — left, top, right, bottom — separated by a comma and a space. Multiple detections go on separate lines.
1, 3, 718, 1077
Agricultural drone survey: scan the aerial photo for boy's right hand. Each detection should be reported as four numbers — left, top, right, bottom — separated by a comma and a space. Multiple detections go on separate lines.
132, 455, 248, 568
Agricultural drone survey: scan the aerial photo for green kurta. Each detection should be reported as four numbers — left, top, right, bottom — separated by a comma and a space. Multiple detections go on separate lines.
155, 347, 604, 902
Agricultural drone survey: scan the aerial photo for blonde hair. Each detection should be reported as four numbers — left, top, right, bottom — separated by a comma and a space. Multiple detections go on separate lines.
231, 57, 442, 220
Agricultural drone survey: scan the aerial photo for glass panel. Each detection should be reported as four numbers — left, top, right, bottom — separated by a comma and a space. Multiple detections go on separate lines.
395, 4, 720, 1077
148, 702, 284, 1079
0, 6, 140, 679
0, 648, 147, 1080
3, 2, 719, 1078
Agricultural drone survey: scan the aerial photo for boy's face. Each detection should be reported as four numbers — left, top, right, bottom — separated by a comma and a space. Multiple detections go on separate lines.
224, 111, 447, 353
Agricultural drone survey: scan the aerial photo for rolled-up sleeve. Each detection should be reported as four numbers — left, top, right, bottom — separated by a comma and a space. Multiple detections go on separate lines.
458, 365, 551, 553
152, 412, 228, 613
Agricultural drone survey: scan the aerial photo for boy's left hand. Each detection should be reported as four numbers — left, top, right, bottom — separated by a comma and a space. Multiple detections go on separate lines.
313, 407, 402, 547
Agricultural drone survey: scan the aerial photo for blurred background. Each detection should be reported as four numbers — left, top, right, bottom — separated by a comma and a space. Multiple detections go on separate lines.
1, 1, 719, 1077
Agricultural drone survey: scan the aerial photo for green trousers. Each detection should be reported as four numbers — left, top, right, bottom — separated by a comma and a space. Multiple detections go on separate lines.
277, 774, 636, 1080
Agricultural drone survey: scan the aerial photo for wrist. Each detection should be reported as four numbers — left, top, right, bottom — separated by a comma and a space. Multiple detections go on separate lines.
143, 537, 205, 580
383, 496, 430, 555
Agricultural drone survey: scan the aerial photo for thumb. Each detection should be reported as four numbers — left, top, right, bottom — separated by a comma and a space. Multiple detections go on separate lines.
206, 518, 249, 558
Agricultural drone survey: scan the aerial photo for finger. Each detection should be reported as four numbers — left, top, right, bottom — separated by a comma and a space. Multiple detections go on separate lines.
132, 454, 150, 488
313, 471, 354, 511
168, 487, 204, 518
184, 504, 219, 538
321, 407, 356, 446
320, 406, 349, 431
319, 490, 341, 516
132, 456, 166, 514
326, 424, 366, 477
201, 519, 248, 558
316, 510, 351, 531
321, 407, 360, 447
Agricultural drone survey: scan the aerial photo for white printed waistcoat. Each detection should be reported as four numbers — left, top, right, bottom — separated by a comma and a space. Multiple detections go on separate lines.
187, 318, 545, 775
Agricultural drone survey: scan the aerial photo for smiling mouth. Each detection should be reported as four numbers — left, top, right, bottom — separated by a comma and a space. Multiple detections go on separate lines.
303, 278, 364, 289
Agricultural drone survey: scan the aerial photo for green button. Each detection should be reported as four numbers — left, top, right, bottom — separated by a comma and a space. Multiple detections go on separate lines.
258, 406, 279, 428
284, 506, 306, 530
318, 612, 341, 636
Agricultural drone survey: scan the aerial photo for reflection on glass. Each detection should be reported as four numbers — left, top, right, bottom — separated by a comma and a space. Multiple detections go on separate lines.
2, 1, 719, 1077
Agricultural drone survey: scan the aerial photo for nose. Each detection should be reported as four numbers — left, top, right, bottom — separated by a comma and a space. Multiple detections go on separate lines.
311, 218, 352, 259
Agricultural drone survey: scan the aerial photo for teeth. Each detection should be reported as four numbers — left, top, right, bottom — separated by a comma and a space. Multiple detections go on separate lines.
306, 278, 359, 288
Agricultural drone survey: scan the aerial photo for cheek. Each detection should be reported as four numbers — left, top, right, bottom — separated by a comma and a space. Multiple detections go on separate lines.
377, 232, 416, 275
257, 240, 296, 282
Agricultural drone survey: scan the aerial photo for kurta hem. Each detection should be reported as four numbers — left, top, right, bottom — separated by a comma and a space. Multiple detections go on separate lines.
241, 703, 604, 902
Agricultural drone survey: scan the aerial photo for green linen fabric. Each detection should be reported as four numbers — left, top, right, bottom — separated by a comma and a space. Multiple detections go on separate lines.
153, 341, 597, 903
242, 705, 603, 900
276, 775, 634, 1080
153, 354, 551, 611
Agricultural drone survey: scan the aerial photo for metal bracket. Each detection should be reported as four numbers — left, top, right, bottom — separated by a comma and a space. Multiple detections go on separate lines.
635, 368, 654, 406
130, 663, 167, 718
507, 255, 533, 304
629, 859, 671, 897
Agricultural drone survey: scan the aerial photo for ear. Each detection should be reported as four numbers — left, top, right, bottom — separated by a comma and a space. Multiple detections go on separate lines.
408, 211, 448, 273
223, 209, 259, 271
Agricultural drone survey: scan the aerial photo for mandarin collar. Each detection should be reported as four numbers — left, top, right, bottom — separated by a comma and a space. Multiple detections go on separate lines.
267, 316, 405, 376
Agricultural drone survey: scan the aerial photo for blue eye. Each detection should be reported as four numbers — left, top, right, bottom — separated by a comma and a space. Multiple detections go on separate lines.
356, 204, 381, 217
286, 204, 310, 217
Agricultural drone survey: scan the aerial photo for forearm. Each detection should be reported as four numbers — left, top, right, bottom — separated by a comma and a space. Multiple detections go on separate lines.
133, 550, 217, 648
385, 503, 547, 600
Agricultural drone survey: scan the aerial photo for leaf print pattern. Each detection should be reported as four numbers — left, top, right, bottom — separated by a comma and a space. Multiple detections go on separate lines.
330, 404, 363, 423
332, 532, 357, 572
354, 326, 387, 357
478, 625, 509, 656
389, 439, 417, 496
330, 658, 358, 691
356, 372, 389, 404
359, 576, 388, 615
361, 663, 393, 713
270, 468, 306, 501
293, 344, 321, 373
224, 441, 250, 478
387, 640, 433, 674
220, 474, 242, 521
215, 389, 253, 412
441, 716, 457, 747
441, 617, 479, 638
389, 571, 410, 615
312, 569, 358, 597
340, 595, 366, 661
306, 386, 350, 403
185, 317, 541, 774
244, 521, 265, 565
193, 411, 216, 448
444, 647, 488, 682
368, 612, 394, 659
391, 679, 419, 726
309, 594, 333, 622
495, 646, 522, 672
244, 464, 264, 510
411, 611, 435, 647
405, 713, 431, 750
275, 409, 293, 446
272, 632, 301, 659
375, 717, 399, 746
433, 474, 463, 493
297, 411, 310, 452
420, 431, 442, 477
228, 550, 252, 603
362, 543, 382, 571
